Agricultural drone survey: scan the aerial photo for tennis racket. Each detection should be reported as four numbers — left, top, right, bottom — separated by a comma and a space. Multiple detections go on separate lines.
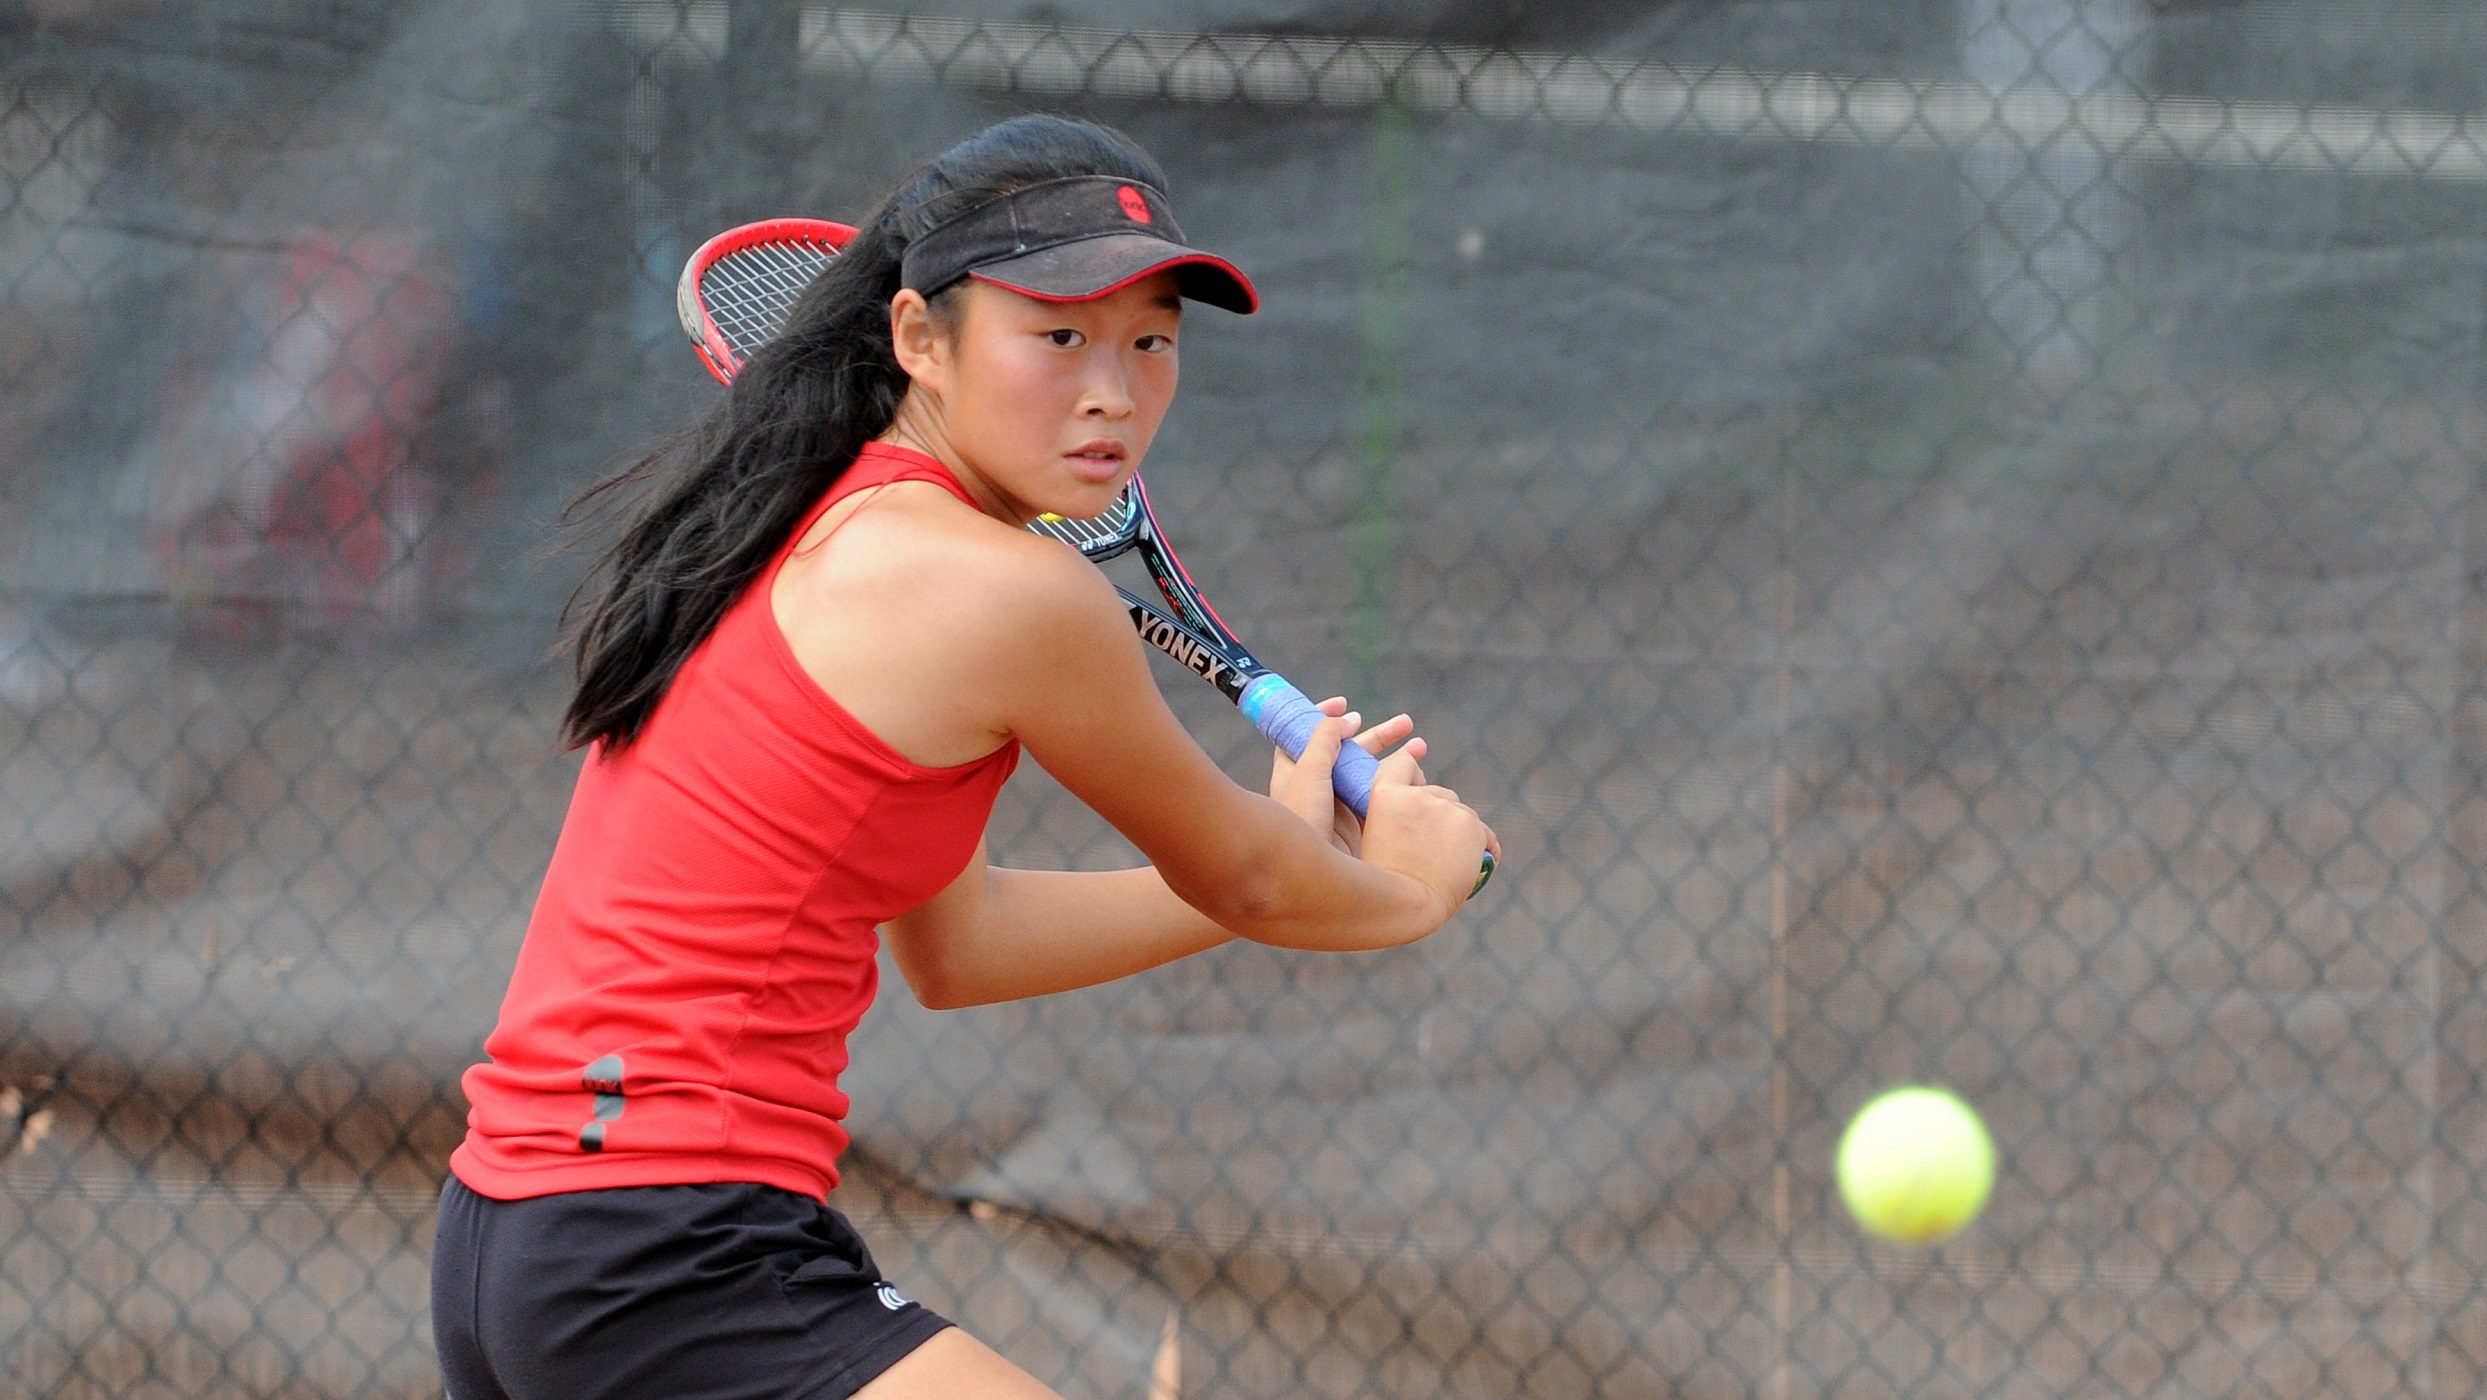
676, 218, 1491, 888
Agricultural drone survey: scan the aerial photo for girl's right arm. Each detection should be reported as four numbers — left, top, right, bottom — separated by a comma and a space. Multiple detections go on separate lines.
978, 534, 1494, 951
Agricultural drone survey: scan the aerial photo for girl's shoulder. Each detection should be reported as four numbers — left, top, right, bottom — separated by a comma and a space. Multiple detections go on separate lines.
780, 482, 1119, 642
770, 483, 1139, 763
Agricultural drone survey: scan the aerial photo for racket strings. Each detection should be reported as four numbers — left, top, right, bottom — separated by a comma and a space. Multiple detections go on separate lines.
1031, 497, 1222, 629
700, 241, 838, 362
1029, 494, 1140, 556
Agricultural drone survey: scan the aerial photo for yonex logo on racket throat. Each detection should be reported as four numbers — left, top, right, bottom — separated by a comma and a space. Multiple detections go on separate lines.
1136, 612, 1231, 685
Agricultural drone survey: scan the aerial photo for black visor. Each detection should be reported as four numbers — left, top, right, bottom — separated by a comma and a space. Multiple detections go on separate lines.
900, 176, 1258, 315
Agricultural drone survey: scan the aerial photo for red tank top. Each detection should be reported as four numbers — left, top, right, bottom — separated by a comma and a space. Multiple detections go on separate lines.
451, 443, 1019, 1202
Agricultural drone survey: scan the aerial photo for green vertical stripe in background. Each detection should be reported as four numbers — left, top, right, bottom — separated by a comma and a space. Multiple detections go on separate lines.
1348, 93, 1413, 694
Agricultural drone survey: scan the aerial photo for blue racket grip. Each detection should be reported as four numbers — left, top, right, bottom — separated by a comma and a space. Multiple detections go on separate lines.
1239, 675, 1378, 818
1239, 675, 1498, 896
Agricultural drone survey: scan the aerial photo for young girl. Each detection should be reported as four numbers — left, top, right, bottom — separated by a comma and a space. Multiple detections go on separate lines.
431, 114, 1497, 1400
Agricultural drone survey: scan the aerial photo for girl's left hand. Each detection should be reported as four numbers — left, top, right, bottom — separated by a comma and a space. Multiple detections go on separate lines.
1269, 695, 1423, 856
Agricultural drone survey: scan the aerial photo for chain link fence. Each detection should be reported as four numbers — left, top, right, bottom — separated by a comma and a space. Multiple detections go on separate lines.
7, 1, 2487, 1394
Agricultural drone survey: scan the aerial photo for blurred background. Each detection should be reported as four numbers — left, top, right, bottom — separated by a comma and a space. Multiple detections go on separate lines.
6, 1, 2487, 1395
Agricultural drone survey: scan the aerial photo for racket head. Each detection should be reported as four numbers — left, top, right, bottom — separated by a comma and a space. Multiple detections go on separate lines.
1029, 490, 1141, 561
676, 217, 855, 382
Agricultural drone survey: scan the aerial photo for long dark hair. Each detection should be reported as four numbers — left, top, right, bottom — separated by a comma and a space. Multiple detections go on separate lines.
558, 115, 1172, 751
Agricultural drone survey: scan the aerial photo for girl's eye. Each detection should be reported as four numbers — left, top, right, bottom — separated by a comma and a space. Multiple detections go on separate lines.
1137, 334, 1175, 353
1046, 329, 1085, 348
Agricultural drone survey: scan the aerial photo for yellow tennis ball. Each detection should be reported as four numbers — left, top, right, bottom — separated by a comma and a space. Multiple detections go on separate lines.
1836, 1086, 1994, 1243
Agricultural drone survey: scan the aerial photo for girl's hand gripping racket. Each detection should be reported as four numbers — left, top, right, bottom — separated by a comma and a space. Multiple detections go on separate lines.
676, 218, 1493, 894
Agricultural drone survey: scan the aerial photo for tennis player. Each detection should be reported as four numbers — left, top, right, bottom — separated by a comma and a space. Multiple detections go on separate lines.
432, 114, 1497, 1399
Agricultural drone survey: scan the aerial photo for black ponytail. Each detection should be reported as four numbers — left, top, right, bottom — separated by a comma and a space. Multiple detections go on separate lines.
557, 114, 1171, 751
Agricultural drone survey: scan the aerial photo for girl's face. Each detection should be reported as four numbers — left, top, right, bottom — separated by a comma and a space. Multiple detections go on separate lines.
885, 272, 1183, 524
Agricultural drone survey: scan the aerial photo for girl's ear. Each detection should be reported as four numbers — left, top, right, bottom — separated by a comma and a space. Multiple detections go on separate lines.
887, 288, 950, 390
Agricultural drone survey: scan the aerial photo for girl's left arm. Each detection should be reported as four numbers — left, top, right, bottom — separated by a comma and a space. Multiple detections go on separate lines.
882, 844, 1234, 1009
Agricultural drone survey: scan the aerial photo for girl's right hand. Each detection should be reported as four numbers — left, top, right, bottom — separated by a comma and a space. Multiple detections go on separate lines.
1356, 742, 1500, 930
1268, 697, 1418, 856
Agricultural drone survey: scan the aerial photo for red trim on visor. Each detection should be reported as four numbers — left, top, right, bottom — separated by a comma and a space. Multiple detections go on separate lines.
970, 253, 1260, 314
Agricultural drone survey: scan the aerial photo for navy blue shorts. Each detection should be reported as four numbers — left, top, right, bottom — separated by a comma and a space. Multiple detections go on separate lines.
431, 1176, 952, 1400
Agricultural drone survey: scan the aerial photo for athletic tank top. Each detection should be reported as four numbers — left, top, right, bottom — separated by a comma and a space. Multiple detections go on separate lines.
450, 443, 1020, 1202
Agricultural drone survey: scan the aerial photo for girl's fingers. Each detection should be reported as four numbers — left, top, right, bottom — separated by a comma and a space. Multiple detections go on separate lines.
1275, 709, 1353, 780
1353, 712, 1416, 756
1374, 743, 1424, 787
1309, 711, 1354, 770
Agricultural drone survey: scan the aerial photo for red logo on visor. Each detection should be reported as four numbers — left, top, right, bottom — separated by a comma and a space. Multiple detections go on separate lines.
1116, 185, 1152, 224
